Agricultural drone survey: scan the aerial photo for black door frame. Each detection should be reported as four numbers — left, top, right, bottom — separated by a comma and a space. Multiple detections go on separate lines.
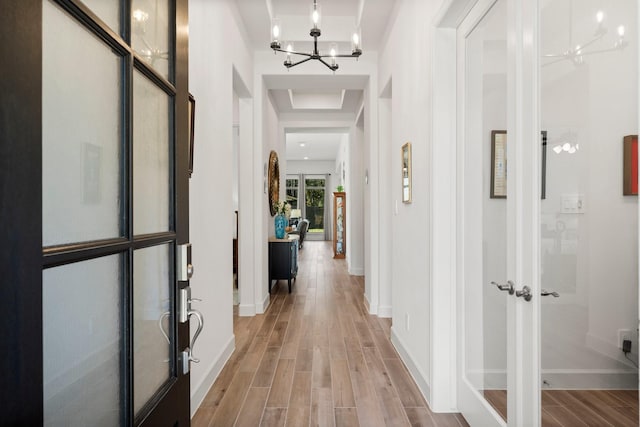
0, 0, 190, 424
1, 1, 44, 424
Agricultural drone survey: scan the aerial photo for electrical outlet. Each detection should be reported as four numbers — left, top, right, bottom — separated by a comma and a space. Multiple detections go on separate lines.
618, 329, 632, 349
405, 313, 410, 331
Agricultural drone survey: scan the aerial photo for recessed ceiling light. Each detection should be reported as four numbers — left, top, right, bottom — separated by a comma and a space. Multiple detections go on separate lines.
304, 156, 309, 160
299, 142, 306, 147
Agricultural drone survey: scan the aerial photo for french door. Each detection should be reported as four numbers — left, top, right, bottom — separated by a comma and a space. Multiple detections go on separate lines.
458, 0, 640, 424
457, 0, 540, 425
1, 0, 192, 425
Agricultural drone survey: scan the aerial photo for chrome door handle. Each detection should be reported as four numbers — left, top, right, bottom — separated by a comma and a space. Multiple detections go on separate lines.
541, 289, 560, 297
188, 309, 204, 363
158, 311, 170, 343
490, 280, 515, 295
516, 285, 532, 302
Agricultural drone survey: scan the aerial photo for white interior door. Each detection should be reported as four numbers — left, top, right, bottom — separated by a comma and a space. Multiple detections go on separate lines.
457, 0, 541, 425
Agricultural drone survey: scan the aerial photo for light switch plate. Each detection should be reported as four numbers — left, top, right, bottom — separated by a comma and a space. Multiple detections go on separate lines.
561, 194, 585, 214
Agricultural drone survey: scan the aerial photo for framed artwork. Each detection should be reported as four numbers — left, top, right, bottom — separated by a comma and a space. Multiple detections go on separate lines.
401, 142, 412, 203
490, 131, 507, 198
541, 130, 547, 200
623, 135, 638, 195
268, 151, 280, 216
490, 130, 548, 199
188, 93, 195, 178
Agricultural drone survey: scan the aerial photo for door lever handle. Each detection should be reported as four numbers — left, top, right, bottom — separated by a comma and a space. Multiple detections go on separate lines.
541, 289, 560, 297
490, 280, 515, 295
188, 309, 204, 363
515, 285, 533, 302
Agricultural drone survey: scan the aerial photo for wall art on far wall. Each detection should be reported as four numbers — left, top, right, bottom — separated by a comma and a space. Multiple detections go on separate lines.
623, 134, 638, 195
490, 130, 547, 199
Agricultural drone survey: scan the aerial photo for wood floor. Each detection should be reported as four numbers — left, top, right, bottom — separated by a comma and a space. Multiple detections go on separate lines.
192, 241, 468, 427
485, 389, 639, 426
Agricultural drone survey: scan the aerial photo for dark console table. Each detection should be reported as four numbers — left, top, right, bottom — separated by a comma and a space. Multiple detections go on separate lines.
268, 235, 299, 293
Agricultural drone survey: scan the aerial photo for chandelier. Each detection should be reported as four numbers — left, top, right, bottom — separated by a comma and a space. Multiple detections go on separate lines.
269, 0, 362, 72
132, 8, 169, 65
543, 4, 627, 67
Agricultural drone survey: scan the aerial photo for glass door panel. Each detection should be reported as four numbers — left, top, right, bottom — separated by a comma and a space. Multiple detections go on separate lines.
540, 0, 639, 424
133, 70, 172, 235
43, 0, 122, 247
82, 0, 120, 33
133, 244, 173, 416
459, 0, 510, 424
43, 255, 123, 426
131, 0, 172, 81
305, 177, 326, 234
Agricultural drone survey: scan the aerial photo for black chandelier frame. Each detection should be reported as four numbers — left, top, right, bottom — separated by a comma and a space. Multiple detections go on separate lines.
269, 1, 362, 71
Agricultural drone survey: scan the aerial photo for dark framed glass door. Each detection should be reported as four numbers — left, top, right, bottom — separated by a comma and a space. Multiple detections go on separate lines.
1, 0, 191, 425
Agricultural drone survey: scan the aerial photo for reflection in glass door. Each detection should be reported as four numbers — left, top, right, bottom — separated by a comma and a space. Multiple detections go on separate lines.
539, 0, 639, 424
458, 0, 510, 425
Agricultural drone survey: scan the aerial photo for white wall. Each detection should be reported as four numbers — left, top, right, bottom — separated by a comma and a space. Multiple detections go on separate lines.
342, 130, 365, 276
288, 160, 337, 181
232, 91, 239, 212
379, 0, 443, 406
255, 84, 285, 311
349, 123, 365, 276
188, 0, 253, 415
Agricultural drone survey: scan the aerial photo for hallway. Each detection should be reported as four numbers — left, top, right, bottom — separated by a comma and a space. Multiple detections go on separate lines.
192, 242, 468, 427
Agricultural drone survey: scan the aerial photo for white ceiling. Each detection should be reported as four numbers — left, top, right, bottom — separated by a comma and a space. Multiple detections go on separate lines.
270, 89, 363, 114
286, 131, 347, 161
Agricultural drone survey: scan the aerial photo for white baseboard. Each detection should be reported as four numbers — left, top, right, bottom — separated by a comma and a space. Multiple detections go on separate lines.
365, 293, 377, 315
238, 304, 256, 317
349, 267, 364, 276
363, 294, 371, 312
470, 368, 638, 390
256, 292, 270, 314
542, 369, 638, 389
390, 326, 432, 405
378, 305, 392, 318
190, 334, 235, 417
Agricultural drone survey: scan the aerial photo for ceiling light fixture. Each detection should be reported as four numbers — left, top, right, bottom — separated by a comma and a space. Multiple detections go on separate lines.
299, 142, 306, 147
270, 0, 362, 72
543, 2, 627, 67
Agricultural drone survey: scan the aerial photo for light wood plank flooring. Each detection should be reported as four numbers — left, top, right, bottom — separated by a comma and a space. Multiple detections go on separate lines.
192, 241, 468, 427
485, 389, 639, 426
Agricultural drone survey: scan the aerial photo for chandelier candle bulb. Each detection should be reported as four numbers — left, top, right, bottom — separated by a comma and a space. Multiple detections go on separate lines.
330, 43, 338, 67
310, 2, 321, 30
351, 28, 362, 55
285, 42, 294, 66
271, 19, 281, 49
